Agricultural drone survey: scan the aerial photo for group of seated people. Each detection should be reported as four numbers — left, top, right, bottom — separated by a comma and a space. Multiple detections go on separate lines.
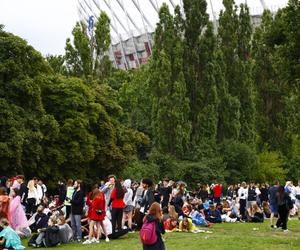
162, 197, 266, 234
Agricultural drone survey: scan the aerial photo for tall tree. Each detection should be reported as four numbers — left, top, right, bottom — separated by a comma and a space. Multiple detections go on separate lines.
150, 4, 191, 158
93, 12, 112, 81
218, 0, 256, 145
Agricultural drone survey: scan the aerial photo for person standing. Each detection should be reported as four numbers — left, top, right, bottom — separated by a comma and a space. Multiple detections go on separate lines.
83, 189, 109, 244
16, 175, 28, 211
70, 180, 84, 242
64, 179, 74, 219
122, 179, 134, 231
26, 180, 38, 215
276, 186, 293, 231
293, 180, 300, 220
213, 182, 223, 204
159, 179, 172, 209
238, 182, 248, 220
101, 175, 116, 210
138, 178, 154, 230
140, 202, 165, 250
269, 180, 279, 228
109, 180, 125, 233
247, 183, 257, 208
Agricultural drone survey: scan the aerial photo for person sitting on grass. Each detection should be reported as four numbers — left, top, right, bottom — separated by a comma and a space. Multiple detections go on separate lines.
0, 218, 25, 250
247, 203, 264, 223
163, 217, 178, 232
221, 200, 237, 223
28, 205, 49, 233
189, 205, 208, 226
205, 202, 222, 224
262, 201, 271, 219
28, 216, 60, 248
57, 215, 73, 244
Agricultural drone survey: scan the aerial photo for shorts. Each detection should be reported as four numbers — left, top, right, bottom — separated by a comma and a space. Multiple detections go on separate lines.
124, 205, 134, 213
295, 199, 300, 206
270, 204, 278, 214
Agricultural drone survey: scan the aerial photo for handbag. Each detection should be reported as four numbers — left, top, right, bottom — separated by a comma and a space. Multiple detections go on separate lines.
96, 209, 103, 215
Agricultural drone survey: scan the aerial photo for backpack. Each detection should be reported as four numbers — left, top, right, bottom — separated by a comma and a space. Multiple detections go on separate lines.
140, 220, 157, 245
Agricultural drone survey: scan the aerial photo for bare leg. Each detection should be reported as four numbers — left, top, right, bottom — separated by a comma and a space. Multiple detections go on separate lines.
127, 211, 132, 229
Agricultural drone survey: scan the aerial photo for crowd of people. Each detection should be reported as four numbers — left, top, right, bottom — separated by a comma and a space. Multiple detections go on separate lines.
0, 175, 299, 250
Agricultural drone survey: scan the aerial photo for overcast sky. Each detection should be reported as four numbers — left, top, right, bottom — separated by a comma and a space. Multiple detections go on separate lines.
0, 0, 288, 56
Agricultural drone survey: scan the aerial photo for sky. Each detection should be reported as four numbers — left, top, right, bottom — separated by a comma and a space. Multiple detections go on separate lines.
0, 0, 288, 56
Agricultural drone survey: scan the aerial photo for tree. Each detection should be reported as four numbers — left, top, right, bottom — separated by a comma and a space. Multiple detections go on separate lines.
149, 4, 191, 158
46, 55, 67, 75
218, 1, 256, 145
93, 12, 112, 81
65, 22, 92, 78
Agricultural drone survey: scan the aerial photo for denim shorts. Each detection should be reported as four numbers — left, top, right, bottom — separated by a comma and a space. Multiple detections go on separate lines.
269, 204, 278, 214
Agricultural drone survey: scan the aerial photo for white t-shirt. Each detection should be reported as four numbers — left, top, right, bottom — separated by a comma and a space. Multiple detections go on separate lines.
238, 187, 248, 200
293, 186, 300, 199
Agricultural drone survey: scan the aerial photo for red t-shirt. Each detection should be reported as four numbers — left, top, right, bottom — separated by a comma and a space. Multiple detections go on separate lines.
110, 188, 125, 208
213, 184, 222, 198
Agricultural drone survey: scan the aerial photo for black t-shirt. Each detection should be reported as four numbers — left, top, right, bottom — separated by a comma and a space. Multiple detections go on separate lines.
160, 186, 172, 202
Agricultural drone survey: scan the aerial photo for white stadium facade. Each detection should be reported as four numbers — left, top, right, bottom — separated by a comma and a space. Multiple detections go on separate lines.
77, 0, 288, 70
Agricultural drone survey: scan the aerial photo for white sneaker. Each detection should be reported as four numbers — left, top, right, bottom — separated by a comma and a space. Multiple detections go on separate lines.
90, 238, 96, 243
283, 229, 289, 233
105, 237, 110, 242
94, 240, 100, 243
83, 239, 92, 245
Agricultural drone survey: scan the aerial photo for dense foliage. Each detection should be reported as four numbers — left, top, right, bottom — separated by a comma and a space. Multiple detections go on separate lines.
1, 1, 300, 187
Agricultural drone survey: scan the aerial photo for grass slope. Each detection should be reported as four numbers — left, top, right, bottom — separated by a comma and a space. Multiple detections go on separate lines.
25, 220, 300, 250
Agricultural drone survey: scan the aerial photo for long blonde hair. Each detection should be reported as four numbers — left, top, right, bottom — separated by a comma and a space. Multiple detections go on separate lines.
168, 205, 178, 220
27, 180, 35, 192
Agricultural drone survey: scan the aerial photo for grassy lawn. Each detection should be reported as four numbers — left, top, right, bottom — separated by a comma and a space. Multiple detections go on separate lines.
24, 219, 300, 250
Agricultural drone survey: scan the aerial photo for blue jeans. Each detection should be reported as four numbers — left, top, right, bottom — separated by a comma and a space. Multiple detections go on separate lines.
71, 214, 82, 240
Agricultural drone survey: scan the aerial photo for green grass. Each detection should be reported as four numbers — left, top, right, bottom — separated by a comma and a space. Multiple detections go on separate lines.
25, 219, 300, 250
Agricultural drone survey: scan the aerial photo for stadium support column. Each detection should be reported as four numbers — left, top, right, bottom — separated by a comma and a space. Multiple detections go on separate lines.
136, 0, 153, 55
259, 0, 268, 10
104, 0, 130, 69
209, 0, 218, 33
120, 0, 140, 68
149, 0, 159, 14
115, 0, 143, 34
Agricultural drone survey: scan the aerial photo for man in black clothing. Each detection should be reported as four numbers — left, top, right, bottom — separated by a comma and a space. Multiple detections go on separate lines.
70, 180, 84, 242
159, 178, 172, 209
16, 175, 28, 209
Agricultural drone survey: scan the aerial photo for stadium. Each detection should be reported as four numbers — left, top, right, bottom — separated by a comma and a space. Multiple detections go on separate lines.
78, 0, 287, 70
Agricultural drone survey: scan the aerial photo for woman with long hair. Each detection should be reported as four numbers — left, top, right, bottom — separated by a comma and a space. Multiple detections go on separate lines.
168, 205, 178, 220
83, 189, 109, 244
27, 180, 38, 215
0, 187, 10, 221
276, 185, 292, 231
141, 202, 165, 250
109, 179, 125, 233
9, 188, 30, 237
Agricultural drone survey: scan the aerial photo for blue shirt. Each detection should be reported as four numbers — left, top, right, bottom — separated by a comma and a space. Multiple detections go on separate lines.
268, 186, 278, 205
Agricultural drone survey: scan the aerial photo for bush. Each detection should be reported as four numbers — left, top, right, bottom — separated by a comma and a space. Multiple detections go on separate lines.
257, 150, 286, 183
220, 140, 259, 183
